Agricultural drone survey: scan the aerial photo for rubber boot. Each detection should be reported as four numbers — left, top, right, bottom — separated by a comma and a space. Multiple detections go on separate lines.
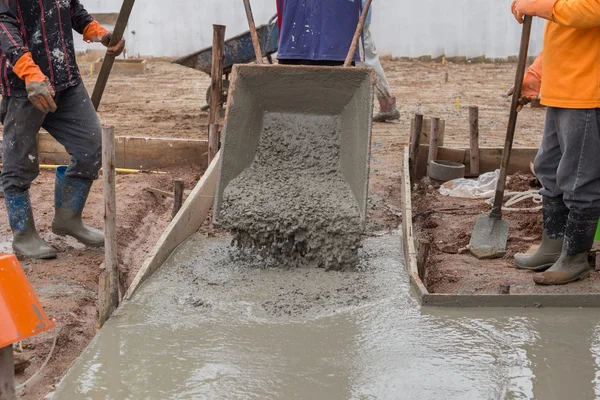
52, 166, 104, 247
373, 96, 400, 122
533, 208, 600, 286
4, 191, 57, 259
515, 196, 568, 271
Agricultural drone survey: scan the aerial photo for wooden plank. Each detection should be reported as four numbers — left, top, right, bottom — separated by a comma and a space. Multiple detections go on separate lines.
208, 24, 226, 164
469, 106, 480, 177
124, 151, 221, 300
92, 59, 147, 75
400, 146, 429, 297
0, 346, 16, 400
427, 117, 441, 177
422, 293, 600, 308
102, 127, 120, 313
172, 179, 185, 218
98, 271, 111, 328
411, 118, 445, 146
416, 146, 538, 179
409, 113, 423, 183
37, 133, 209, 170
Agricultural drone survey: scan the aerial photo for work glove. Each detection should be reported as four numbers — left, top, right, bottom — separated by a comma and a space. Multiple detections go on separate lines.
83, 21, 126, 57
511, 0, 556, 24
507, 53, 542, 112
12, 52, 57, 114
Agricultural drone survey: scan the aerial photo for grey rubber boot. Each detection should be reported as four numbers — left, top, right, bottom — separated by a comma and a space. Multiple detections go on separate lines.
515, 196, 568, 271
4, 191, 57, 259
52, 166, 104, 247
533, 208, 600, 286
373, 108, 400, 123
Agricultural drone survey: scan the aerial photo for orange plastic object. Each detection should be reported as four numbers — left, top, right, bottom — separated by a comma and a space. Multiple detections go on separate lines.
0, 254, 55, 348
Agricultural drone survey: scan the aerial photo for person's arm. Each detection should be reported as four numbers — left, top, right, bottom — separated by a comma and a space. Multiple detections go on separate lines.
72, 0, 126, 57
0, 2, 28, 67
70, 0, 95, 36
552, 0, 600, 29
512, 0, 600, 28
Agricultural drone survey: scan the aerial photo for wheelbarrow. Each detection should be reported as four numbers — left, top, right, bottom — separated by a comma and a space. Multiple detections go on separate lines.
173, 15, 279, 110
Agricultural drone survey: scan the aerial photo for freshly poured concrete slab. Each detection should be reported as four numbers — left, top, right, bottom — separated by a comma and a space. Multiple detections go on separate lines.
55, 235, 600, 399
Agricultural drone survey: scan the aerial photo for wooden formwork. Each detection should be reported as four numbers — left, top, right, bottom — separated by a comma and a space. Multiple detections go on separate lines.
91, 58, 148, 75
401, 146, 600, 308
37, 133, 209, 170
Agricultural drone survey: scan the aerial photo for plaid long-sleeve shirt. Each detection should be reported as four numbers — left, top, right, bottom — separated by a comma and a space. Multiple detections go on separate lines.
0, 0, 94, 97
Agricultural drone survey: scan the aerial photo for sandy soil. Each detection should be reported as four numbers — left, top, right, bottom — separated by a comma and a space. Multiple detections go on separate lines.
412, 175, 600, 295
1, 167, 202, 400
0, 58, 549, 399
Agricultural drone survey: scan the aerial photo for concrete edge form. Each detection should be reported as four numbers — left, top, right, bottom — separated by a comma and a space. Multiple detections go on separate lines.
38, 133, 209, 170
401, 147, 430, 298
401, 146, 600, 308
124, 151, 221, 300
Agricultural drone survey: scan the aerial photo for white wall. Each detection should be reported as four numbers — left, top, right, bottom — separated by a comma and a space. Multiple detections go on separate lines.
76, 0, 545, 59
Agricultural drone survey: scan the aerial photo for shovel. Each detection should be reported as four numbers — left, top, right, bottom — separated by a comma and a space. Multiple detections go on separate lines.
469, 15, 533, 260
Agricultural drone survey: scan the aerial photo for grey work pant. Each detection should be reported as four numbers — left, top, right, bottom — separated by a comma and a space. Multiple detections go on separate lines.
534, 107, 600, 211
0, 83, 102, 194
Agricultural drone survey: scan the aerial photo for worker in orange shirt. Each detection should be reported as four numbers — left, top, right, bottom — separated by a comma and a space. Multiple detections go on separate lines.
511, 0, 600, 285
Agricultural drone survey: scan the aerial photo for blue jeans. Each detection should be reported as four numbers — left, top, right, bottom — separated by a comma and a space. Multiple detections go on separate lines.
534, 107, 600, 211
0, 83, 102, 193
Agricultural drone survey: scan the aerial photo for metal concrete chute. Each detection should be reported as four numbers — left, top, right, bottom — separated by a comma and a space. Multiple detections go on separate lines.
213, 64, 374, 223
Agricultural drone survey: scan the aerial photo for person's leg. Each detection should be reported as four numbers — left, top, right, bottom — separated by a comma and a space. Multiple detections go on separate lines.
0, 96, 57, 259
361, 25, 399, 122
42, 83, 104, 247
515, 107, 568, 270
534, 107, 600, 285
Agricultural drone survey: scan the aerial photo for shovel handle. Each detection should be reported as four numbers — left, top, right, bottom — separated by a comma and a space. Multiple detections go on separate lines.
344, 0, 373, 67
243, 0, 264, 64
490, 15, 533, 219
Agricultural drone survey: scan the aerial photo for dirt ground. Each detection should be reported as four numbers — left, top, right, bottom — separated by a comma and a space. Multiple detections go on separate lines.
0, 58, 548, 399
412, 174, 600, 295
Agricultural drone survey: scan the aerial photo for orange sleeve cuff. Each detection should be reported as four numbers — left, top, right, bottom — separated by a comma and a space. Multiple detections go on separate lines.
83, 21, 109, 43
12, 52, 46, 85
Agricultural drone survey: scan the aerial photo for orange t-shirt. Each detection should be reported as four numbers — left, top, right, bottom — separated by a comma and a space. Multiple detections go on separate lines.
541, 0, 600, 109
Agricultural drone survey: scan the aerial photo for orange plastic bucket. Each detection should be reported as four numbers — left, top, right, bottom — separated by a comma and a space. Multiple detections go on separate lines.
0, 253, 55, 348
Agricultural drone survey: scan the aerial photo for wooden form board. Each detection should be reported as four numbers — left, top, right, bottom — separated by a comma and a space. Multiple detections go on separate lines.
416, 145, 538, 178
410, 118, 446, 146
37, 133, 209, 170
124, 151, 221, 300
401, 145, 600, 308
92, 58, 148, 75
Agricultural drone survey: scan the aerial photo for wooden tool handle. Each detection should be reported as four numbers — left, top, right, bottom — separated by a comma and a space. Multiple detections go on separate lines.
344, 0, 373, 67
490, 16, 533, 219
91, 0, 136, 110
243, 0, 264, 64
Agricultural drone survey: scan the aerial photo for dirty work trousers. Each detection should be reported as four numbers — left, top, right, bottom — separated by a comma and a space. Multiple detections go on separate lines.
534, 107, 600, 212
0, 83, 102, 194
359, 24, 393, 102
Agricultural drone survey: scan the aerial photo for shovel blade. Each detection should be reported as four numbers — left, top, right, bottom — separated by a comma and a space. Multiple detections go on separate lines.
469, 216, 509, 259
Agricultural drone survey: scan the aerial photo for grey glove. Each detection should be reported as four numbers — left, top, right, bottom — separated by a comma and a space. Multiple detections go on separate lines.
101, 32, 126, 57
26, 79, 57, 114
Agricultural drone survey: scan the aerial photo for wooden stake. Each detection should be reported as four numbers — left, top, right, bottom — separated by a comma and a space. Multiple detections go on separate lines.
0, 346, 16, 400
409, 113, 424, 183
469, 106, 480, 177
98, 270, 111, 328
173, 179, 185, 218
209, 25, 226, 164
417, 239, 431, 282
242, 0, 264, 64
427, 117, 440, 177
102, 126, 119, 317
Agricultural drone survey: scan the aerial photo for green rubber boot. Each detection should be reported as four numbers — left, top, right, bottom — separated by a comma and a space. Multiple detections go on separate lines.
514, 196, 568, 271
4, 191, 57, 259
52, 166, 104, 247
534, 208, 600, 286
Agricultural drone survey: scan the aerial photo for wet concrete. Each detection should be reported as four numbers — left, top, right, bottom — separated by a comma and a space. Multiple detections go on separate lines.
55, 233, 600, 400
219, 113, 363, 270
